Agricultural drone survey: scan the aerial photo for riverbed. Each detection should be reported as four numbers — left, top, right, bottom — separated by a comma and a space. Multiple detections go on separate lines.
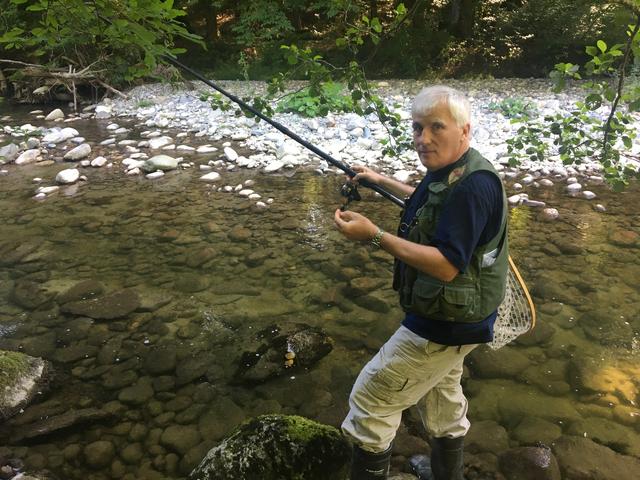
1, 83, 639, 479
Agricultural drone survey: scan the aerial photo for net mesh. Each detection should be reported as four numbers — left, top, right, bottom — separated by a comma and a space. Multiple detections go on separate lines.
489, 261, 535, 350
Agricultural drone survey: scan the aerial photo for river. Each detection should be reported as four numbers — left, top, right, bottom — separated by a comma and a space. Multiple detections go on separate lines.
1, 101, 639, 479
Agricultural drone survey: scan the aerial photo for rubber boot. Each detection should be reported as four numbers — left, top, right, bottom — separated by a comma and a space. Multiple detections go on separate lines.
408, 436, 465, 480
350, 444, 392, 480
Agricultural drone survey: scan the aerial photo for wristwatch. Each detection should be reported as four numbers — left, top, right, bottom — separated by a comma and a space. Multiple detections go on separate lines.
371, 228, 385, 248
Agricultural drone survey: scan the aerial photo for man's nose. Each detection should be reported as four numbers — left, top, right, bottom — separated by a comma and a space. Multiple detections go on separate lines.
416, 128, 431, 144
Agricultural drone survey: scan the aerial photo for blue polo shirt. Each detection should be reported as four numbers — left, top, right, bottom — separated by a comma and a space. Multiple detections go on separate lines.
399, 155, 503, 346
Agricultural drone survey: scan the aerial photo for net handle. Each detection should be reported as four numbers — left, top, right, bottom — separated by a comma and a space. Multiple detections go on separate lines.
507, 255, 536, 330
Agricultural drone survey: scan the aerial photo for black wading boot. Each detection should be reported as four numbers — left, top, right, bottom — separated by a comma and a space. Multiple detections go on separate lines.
350, 444, 392, 480
408, 436, 465, 480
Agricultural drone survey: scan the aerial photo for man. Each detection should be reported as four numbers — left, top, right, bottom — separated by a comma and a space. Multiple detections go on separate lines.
333, 85, 508, 480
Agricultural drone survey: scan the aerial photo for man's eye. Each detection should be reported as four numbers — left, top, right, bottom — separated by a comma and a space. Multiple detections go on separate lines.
412, 123, 422, 132
432, 123, 444, 131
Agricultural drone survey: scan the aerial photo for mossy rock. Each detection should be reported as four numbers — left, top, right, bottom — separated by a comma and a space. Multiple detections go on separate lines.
0, 349, 50, 420
189, 414, 350, 480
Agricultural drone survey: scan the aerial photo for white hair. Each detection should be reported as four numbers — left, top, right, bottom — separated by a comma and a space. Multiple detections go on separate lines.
412, 85, 471, 128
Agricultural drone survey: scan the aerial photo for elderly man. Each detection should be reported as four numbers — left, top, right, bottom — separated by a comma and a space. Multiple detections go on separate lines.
334, 85, 508, 480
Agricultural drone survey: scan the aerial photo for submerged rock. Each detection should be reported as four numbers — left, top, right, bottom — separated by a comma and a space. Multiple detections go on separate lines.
60, 288, 140, 319
0, 350, 50, 420
237, 325, 334, 383
11, 407, 112, 442
189, 414, 350, 480
498, 446, 561, 480
552, 436, 640, 480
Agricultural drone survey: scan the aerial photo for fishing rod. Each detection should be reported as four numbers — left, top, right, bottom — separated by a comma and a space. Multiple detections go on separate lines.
160, 54, 406, 209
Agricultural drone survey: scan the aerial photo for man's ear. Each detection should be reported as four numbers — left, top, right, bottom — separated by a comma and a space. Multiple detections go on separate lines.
462, 122, 471, 141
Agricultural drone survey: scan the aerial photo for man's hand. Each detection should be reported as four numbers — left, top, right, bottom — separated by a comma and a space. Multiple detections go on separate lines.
351, 165, 386, 186
334, 209, 378, 242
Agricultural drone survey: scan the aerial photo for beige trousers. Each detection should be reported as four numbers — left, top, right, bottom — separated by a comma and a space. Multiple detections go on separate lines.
341, 325, 478, 453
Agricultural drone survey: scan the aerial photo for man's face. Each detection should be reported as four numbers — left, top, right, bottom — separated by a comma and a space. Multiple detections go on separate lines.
412, 102, 470, 171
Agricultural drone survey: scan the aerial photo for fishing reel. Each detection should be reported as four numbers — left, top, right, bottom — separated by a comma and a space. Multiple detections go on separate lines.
340, 181, 361, 211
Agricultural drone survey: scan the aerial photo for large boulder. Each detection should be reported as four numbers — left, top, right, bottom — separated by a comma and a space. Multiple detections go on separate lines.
0, 350, 50, 420
189, 414, 350, 480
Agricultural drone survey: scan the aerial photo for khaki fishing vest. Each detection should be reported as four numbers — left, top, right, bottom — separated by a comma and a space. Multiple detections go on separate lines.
394, 148, 509, 323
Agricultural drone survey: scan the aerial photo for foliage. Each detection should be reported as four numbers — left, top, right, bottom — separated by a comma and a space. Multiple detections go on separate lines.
260, 3, 412, 157
488, 97, 538, 119
0, 0, 203, 86
230, 1, 294, 47
507, 20, 640, 189
276, 82, 353, 117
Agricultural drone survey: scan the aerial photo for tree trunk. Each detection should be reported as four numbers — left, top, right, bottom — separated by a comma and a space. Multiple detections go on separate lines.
0, 68, 6, 96
449, 0, 478, 38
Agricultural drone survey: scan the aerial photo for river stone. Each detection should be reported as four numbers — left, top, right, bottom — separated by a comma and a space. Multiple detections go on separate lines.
515, 321, 555, 346
144, 346, 177, 375
512, 416, 562, 445
540, 208, 559, 221
0, 350, 50, 420
148, 136, 173, 149
174, 274, 211, 293
467, 346, 530, 378
142, 154, 180, 172
83, 440, 115, 469
466, 420, 510, 454
56, 280, 104, 304
608, 229, 638, 248
185, 246, 217, 268
0, 143, 19, 163
552, 436, 640, 480
63, 143, 91, 161
175, 355, 211, 386
199, 172, 221, 182
347, 276, 386, 296
198, 396, 246, 442
55, 168, 80, 184
10, 280, 53, 310
578, 308, 634, 348
120, 442, 144, 465
118, 377, 154, 405
60, 289, 140, 319
568, 356, 639, 405
238, 325, 334, 383
14, 149, 41, 165
14, 408, 112, 441
160, 425, 201, 455
496, 385, 581, 428
498, 446, 561, 480
567, 417, 640, 456
223, 146, 238, 161
190, 414, 350, 480
45, 108, 64, 121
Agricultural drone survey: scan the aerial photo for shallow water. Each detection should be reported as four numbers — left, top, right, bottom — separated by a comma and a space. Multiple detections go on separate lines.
1, 105, 639, 479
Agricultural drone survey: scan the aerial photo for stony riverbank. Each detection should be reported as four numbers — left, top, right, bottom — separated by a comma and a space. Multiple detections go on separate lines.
1, 78, 638, 213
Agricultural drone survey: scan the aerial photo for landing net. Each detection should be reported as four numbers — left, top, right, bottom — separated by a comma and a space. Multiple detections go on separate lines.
489, 256, 536, 350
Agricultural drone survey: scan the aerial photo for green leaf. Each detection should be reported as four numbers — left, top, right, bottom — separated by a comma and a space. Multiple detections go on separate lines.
623, 136, 632, 149
597, 40, 607, 53
585, 46, 598, 56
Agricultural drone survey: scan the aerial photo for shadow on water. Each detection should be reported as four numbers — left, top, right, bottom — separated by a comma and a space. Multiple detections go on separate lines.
1, 105, 639, 478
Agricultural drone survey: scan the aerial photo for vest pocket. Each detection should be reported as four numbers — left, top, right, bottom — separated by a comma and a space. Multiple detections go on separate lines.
409, 277, 443, 317
410, 276, 477, 322
441, 284, 476, 321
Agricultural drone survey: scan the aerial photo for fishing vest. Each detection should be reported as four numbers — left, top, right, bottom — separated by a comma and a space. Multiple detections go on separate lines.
394, 148, 509, 323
